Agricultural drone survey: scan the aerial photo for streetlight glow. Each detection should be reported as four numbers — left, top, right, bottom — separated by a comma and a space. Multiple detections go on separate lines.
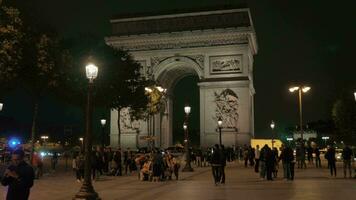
79, 137, 83, 141
302, 86, 311, 93
0, 103, 3, 111
100, 119, 106, 126
183, 123, 187, 130
85, 63, 98, 81
289, 87, 299, 92
270, 120, 275, 129
217, 117, 223, 127
354, 92, 356, 101
184, 105, 191, 114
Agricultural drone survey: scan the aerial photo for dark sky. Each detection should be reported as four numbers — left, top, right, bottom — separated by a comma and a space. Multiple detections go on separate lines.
1, 0, 355, 140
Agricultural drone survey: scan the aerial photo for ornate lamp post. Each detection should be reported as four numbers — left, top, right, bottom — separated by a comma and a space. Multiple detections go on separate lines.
100, 119, 106, 147
217, 117, 223, 146
270, 120, 275, 148
182, 104, 193, 172
289, 86, 311, 141
73, 63, 100, 200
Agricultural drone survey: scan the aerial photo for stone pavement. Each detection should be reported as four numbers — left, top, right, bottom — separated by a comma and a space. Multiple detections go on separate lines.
1, 161, 355, 200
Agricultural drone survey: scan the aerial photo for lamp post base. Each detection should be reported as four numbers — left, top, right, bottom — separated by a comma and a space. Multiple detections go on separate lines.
73, 183, 101, 200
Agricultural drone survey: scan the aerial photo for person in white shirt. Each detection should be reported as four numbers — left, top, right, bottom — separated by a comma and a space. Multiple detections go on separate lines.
254, 145, 260, 173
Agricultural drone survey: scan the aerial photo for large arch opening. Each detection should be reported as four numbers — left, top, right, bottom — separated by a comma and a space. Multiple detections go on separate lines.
172, 75, 200, 147
155, 56, 202, 148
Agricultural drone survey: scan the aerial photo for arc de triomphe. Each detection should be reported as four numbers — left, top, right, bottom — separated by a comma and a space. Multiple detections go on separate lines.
106, 7, 258, 149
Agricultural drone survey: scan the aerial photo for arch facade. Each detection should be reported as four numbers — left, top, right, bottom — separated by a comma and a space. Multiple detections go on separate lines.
106, 8, 258, 148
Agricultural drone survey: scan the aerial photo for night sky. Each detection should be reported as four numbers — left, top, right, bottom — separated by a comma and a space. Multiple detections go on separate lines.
1, 0, 355, 141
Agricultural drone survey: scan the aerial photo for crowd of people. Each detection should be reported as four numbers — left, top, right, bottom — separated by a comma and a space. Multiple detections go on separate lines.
1, 143, 355, 199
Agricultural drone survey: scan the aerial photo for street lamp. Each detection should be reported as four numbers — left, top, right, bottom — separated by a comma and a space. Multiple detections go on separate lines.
354, 92, 356, 101
182, 104, 193, 172
73, 63, 100, 200
217, 117, 223, 146
100, 119, 106, 147
289, 86, 311, 141
270, 121, 275, 148
0, 103, 3, 111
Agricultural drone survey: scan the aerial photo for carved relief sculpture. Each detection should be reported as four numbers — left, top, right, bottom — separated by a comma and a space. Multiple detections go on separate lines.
210, 55, 242, 74
214, 89, 239, 131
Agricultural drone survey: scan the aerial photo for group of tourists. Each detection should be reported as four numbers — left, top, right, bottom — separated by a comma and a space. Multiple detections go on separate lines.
71, 147, 182, 183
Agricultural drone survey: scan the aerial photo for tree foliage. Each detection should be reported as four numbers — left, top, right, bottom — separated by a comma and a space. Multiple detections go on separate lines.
332, 90, 356, 143
0, 4, 24, 93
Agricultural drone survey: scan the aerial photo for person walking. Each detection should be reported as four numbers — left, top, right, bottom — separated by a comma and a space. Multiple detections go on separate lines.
219, 145, 226, 184
1, 149, 35, 200
211, 144, 221, 185
325, 145, 337, 177
51, 152, 58, 172
265, 145, 274, 181
259, 144, 268, 180
279, 145, 294, 180
113, 150, 122, 176
342, 144, 353, 178
314, 146, 321, 168
254, 145, 260, 173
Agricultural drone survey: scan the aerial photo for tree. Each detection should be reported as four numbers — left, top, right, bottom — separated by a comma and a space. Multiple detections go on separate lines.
332, 90, 356, 143
0, 3, 24, 95
58, 35, 149, 147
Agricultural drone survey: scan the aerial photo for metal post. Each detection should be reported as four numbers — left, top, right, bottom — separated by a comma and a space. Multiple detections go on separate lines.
219, 127, 222, 146
182, 114, 193, 172
73, 82, 100, 200
298, 88, 303, 141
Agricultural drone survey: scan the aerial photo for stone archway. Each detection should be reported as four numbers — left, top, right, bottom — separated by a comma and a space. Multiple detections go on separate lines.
154, 56, 203, 148
107, 7, 258, 149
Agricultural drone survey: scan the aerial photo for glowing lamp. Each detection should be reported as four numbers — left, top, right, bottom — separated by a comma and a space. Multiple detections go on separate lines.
85, 63, 98, 81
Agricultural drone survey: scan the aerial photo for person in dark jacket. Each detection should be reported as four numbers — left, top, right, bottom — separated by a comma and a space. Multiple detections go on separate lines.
265, 145, 274, 181
1, 149, 35, 200
342, 145, 353, 178
211, 144, 221, 185
279, 145, 294, 180
219, 145, 227, 184
325, 145, 336, 177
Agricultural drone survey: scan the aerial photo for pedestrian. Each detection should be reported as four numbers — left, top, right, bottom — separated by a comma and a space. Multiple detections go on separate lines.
279, 144, 294, 180
272, 147, 279, 178
325, 145, 337, 177
254, 145, 260, 173
342, 144, 353, 178
307, 145, 313, 164
211, 144, 221, 185
172, 156, 180, 180
314, 146, 321, 168
1, 149, 35, 200
265, 145, 274, 181
51, 152, 58, 172
243, 145, 249, 167
220, 145, 226, 184
31, 152, 42, 179
196, 149, 202, 167
113, 150, 122, 176
259, 145, 267, 180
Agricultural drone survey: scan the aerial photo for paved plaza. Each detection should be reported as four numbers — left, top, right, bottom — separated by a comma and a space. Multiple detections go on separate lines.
1, 161, 355, 200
